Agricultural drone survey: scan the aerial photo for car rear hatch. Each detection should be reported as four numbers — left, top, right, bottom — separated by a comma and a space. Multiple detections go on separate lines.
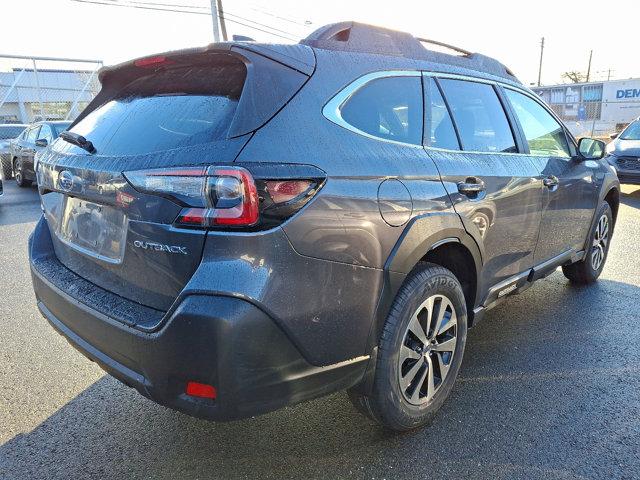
36, 44, 314, 318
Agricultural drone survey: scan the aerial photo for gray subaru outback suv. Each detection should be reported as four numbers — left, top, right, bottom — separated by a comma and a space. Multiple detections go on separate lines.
29, 22, 619, 430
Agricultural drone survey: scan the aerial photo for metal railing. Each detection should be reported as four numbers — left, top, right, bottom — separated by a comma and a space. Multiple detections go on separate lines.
0, 54, 103, 124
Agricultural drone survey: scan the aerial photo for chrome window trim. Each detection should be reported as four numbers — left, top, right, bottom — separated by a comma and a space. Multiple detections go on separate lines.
323, 69, 567, 156
322, 70, 423, 149
424, 72, 529, 156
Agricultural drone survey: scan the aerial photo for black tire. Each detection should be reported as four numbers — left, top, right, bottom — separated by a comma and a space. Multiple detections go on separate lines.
348, 263, 467, 431
0, 155, 12, 180
562, 202, 613, 284
14, 158, 31, 188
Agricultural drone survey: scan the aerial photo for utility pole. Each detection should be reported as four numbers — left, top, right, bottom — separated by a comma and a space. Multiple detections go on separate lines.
217, 0, 228, 41
209, 0, 220, 42
586, 49, 593, 82
537, 37, 545, 87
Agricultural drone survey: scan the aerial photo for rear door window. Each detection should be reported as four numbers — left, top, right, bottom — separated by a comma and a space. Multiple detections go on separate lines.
424, 77, 460, 150
339, 76, 423, 145
60, 62, 246, 156
439, 79, 517, 153
505, 89, 571, 158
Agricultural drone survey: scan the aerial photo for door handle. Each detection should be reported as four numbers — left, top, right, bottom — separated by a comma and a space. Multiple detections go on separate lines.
543, 175, 559, 188
457, 178, 486, 197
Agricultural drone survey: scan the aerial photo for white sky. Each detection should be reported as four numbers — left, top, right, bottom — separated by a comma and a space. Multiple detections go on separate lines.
3, 0, 639, 85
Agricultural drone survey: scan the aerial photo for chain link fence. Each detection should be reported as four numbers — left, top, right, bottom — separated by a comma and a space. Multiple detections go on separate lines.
0, 55, 103, 124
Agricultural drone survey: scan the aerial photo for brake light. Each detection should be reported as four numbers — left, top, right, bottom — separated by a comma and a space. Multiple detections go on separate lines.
124, 166, 259, 227
134, 55, 173, 68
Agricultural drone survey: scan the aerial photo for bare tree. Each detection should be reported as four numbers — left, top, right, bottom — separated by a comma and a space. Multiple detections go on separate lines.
562, 71, 587, 83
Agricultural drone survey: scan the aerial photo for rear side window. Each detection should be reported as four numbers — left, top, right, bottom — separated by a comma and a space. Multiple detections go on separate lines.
61, 62, 246, 156
340, 76, 423, 145
424, 78, 460, 150
439, 79, 517, 153
505, 89, 570, 158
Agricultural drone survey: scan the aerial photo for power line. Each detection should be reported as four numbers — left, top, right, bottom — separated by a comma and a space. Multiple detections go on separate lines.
100, 0, 303, 37
248, 3, 313, 27
98, 0, 308, 38
69, 0, 299, 41
102, 0, 208, 9
90, 0, 302, 36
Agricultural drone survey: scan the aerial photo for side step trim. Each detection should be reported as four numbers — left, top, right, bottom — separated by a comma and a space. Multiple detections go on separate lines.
473, 249, 583, 324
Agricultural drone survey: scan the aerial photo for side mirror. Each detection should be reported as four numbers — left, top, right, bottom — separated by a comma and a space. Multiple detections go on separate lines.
35, 138, 48, 147
577, 137, 606, 160
609, 132, 618, 140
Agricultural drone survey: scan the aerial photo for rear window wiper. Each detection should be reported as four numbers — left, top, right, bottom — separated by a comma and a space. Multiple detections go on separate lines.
59, 131, 96, 154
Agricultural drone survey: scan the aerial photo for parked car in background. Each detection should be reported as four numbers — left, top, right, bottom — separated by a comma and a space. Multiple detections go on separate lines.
607, 117, 640, 185
9, 121, 71, 187
29, 22, 619, 431
0, 124, 27, 179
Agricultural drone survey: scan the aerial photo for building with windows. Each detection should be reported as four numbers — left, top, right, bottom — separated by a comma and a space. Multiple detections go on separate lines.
0, 68, 99, 124
533, 78, 640, 138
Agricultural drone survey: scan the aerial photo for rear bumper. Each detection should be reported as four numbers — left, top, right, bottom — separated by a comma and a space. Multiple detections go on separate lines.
30, 219, 368, 421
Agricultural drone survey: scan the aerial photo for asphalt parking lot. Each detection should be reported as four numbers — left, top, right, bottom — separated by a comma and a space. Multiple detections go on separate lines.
1, 181, 639, 480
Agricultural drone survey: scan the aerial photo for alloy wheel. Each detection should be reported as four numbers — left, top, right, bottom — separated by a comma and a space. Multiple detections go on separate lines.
591, 214, 609, 271
14, 160, 22, 185
398, 294, 457, 406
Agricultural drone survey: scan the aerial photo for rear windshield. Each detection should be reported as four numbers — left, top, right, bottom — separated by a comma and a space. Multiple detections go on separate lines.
0, 126, 26, 140
58, 61, 246, 156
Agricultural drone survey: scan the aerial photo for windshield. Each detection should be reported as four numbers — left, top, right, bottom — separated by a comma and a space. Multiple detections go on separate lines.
0, 125, 26, 140
52, 122, 72, 136
620, 120, 640, 140
56, 62, 246, 156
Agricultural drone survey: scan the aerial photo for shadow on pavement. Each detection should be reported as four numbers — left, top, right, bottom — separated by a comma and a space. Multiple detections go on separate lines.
2, 277, 639, 479
0, 183, 41, 227
620, 185, 640, 209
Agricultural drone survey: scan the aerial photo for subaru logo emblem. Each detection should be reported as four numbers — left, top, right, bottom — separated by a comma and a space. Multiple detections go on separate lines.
58, 170, 74, 192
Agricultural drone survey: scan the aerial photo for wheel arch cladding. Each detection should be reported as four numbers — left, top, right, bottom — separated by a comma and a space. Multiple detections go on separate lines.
420, 242, 478, 319
374, 213, 482, 343
604, 187, 620, 227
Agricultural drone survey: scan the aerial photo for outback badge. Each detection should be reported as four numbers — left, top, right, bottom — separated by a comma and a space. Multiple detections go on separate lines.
133, 240, 188, 255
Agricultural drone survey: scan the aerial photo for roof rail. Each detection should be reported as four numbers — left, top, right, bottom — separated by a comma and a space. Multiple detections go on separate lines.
415, 38, 471, 57
300, 21, 518, 83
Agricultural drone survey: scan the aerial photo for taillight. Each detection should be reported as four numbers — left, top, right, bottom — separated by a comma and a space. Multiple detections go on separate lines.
123, 164, 325, 230
124, 166, 259, 228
